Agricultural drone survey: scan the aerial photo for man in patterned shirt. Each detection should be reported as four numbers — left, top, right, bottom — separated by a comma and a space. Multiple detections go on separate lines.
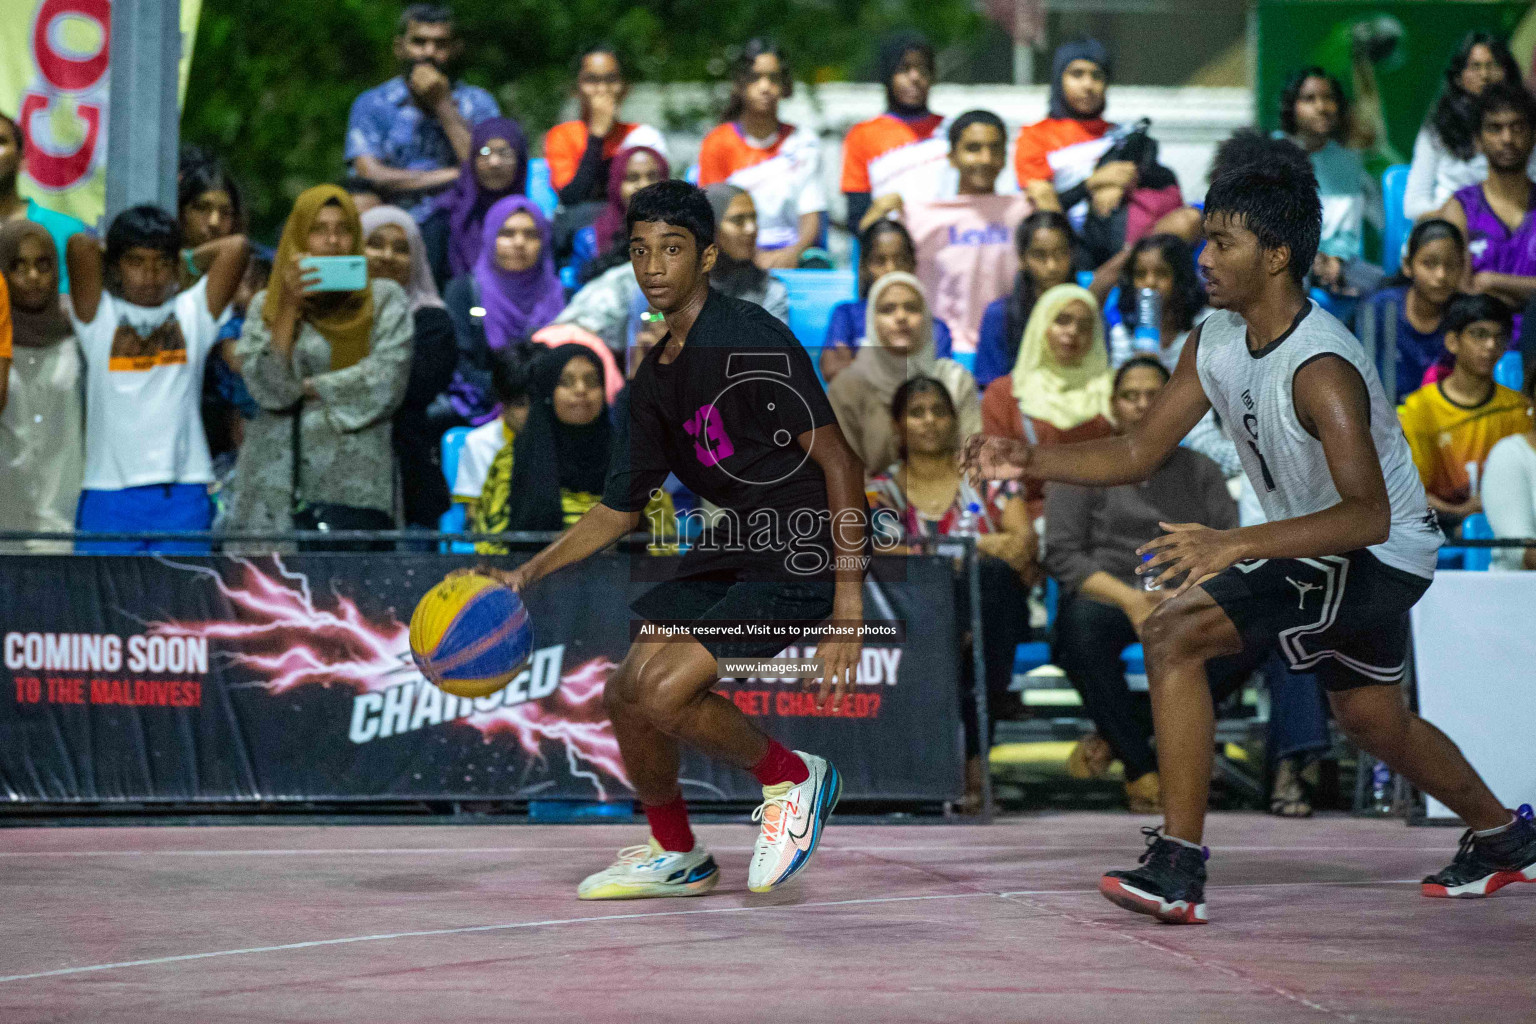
346, 4, 501, 220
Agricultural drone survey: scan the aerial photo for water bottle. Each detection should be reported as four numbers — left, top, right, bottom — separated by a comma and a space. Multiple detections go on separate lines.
1140, 551, 1161, 592
1133, 287, 1162, 354
1370, 759, 1394, 814
953, 502, 981, 538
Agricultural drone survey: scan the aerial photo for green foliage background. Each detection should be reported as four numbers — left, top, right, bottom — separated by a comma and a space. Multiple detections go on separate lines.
182, 0, 984, 240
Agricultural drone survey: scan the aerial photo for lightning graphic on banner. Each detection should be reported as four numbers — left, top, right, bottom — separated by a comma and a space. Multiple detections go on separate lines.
146, 557, 629, 797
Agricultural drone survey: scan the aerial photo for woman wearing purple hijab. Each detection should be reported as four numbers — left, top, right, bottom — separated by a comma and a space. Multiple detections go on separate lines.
573, 145, 669, 284
423, 117, 529, 287
440, 195, 567, 424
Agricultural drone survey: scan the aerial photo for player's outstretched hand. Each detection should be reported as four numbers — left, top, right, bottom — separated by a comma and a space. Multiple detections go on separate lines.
812, 637, 861, 714
1136, 522, 1244, 597
961, 434, 1032, 490
444, 565, 531, 593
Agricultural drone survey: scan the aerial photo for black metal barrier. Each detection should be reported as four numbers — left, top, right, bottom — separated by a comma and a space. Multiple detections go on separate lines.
0, 536, 987, 818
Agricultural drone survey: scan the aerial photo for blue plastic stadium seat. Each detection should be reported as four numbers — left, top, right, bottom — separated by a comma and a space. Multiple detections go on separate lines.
438, 427, 476, 553
1382, 164, 1410, 276
770, 267, 857, 356
1494, 350, 1524, 391
1012, 579, 1059, 676
527, 158, 558, 220
1460, 512, 1494, 572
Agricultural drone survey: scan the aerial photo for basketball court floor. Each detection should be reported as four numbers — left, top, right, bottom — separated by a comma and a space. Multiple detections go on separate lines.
2, 812, 1531, 1022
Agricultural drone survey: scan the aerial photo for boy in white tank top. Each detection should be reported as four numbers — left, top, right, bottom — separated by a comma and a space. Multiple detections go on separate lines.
965, 139, 1535, 924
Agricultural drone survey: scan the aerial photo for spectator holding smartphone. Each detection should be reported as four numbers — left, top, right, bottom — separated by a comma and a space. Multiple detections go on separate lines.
222, 186, 411, 546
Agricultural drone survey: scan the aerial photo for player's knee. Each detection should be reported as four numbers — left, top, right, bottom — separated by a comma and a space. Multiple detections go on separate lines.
628, 660, 689, 734
1140, 602, 1203, 667
1330, 689, 1405, 750
603, 660, 643, 717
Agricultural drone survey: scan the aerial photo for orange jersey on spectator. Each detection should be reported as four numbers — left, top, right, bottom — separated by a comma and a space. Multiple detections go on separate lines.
0, 273, 11, 360
697, 122, 797, 184
840, 112, 947, 195
542, 120, 663, 190
1014, 116, 1111, 188
1398, 381, 1531, 503
698, 122, 826, 250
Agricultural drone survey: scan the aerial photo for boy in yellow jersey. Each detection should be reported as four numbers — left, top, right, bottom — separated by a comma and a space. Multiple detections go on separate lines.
1398, 294, 1530, 533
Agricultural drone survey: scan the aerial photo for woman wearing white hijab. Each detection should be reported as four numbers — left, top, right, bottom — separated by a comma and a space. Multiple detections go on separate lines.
360, 204, 457, 530
979, 281, 1114, 516
827, 271, 980, 473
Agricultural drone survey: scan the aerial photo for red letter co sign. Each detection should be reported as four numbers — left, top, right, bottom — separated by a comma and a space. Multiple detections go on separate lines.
20, 0, 110, 191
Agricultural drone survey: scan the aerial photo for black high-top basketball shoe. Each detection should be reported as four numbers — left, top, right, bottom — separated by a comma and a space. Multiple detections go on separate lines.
1100, 826, 1209, 924
1422, 804, 1536, 899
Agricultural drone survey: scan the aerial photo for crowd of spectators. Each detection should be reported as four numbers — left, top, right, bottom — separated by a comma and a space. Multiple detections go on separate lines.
2, 3, 1535, 813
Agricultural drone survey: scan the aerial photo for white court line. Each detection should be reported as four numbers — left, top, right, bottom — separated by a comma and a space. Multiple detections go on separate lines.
0, 892, 992, 985
0, 878, 1424, 986
0, 845, 1458, 858
997, 879, 1419, 896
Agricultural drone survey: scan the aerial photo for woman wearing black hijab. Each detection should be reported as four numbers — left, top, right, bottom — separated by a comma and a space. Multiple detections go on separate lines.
1016, 38, 1200, 269
489, 344, 612, 538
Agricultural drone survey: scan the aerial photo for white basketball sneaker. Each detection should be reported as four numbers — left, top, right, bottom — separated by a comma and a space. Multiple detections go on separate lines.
576, 839, 720, 900
747, 751, 842, 894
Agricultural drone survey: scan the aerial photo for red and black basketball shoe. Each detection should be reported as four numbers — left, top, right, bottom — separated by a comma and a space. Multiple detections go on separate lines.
1099, 826, 1209, 924
1422, 804, 1536, 899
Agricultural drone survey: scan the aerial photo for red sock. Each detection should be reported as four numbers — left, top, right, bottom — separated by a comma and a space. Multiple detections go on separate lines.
751, 739, 809, 786
642, 794, 694, 853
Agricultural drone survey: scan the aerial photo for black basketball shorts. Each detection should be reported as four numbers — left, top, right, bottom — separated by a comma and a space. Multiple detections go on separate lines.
1199, 549, 1431, 692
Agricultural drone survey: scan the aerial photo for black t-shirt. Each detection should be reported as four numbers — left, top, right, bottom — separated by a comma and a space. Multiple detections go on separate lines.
603, 288, 859, 581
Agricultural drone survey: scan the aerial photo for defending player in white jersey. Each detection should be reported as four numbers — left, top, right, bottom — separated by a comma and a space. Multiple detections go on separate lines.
964, 138, 1535, 924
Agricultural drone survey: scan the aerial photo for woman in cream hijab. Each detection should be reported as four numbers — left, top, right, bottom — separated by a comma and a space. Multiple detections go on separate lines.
979, 282, 1115, 515
827, 271, 980, 473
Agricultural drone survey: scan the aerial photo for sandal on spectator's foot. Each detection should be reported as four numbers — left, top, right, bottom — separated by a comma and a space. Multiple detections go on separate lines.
1124, 771, 1162, 813
1269, 756, 1314, 818
1066, 732, 1115, 780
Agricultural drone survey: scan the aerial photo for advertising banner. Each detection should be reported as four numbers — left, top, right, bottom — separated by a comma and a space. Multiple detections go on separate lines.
1, 0, 203, 228
0, 553, 964, 805
1411, 571, 1536, 822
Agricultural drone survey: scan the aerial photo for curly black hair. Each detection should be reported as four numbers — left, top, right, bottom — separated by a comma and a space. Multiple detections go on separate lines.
1204, 137, 1320, 287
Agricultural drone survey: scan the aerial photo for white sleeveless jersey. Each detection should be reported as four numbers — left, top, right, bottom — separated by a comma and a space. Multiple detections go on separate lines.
1195, 301, 1441, 579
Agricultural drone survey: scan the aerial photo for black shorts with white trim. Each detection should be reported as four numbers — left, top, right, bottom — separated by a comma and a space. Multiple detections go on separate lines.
1199, 549, 1431, 692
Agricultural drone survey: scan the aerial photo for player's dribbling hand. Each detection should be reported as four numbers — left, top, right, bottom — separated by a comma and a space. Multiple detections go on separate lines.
445, 565, 530, 593
1136, 522, 1244, 597
961, 434, 1032, 491
811, 637, 861, 714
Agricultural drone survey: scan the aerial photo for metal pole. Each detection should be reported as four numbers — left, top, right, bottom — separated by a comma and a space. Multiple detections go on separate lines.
104, 0, 181, 223
967, 540, 994, 821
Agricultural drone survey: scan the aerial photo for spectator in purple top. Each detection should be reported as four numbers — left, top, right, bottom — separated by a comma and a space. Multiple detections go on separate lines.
423, 117, 528, 288
1438, 82, 1536, 349
346, 4, 501, 220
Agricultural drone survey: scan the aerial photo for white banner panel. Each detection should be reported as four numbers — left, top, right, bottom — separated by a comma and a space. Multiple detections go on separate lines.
1412, 571, 1536, 821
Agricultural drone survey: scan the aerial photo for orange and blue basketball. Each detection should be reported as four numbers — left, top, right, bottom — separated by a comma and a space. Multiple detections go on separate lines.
409, 573, 533, 699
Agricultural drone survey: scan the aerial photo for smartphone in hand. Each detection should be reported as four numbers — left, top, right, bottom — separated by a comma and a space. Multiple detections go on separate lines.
300, 255, 368, 292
